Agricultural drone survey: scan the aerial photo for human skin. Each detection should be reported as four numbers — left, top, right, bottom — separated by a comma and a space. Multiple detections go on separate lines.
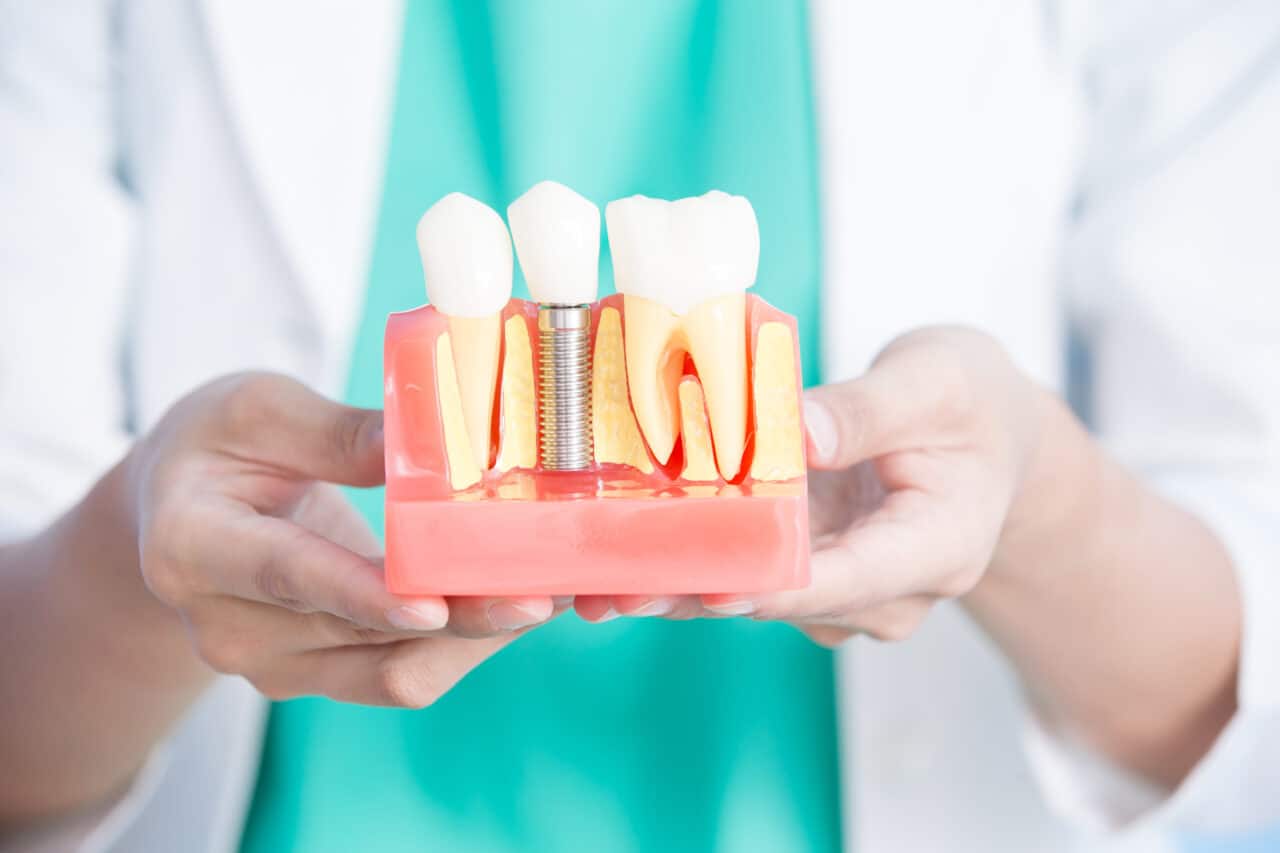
0, 328, 1239, 824
0, 374, 561, 825
578, 327, 1241, 790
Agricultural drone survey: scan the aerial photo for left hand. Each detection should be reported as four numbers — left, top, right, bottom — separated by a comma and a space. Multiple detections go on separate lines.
576, 326, 1054, 646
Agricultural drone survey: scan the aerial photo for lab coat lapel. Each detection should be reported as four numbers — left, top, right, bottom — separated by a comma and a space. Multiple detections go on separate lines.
200, 0, 403, 354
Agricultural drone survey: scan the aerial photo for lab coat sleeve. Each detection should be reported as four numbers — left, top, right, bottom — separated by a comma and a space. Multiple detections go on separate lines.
1025, 0, 1280, 833
0, 1, 135, 542
0, 4, 165, 851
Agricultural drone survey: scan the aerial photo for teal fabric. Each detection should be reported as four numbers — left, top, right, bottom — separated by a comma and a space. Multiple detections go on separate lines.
239, 2, 838, 851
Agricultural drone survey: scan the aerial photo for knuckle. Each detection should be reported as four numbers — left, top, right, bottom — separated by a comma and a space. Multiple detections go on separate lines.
310, 612, 382, 647
374, 659, 439, 709
254, 561, 303, 610
330, 407, 373, 462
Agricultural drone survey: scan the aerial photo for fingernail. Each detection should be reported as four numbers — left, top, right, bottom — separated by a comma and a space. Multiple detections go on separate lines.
488, 602, 546, 631
803, 399, 837, 463
705, 599, 756, 616
387, 602, 448, 631
630, 598, 674, 617
590, 607, 620, 624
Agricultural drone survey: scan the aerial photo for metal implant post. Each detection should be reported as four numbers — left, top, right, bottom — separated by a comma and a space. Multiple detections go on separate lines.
537, 305, 593, 470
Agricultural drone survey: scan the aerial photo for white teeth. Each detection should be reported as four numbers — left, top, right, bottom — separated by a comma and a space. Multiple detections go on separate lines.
416, 192, 512, 471
416, 192, 513, 317
508, 181, 600, 305
605, 190, 758, 315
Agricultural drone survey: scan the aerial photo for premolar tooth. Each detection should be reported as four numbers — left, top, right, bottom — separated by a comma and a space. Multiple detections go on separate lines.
417, 193, 512, 471
508, 181, 600, 306
606, 191, 758, 478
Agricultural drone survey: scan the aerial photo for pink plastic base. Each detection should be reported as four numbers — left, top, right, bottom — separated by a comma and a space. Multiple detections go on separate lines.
383, 295, 809, 596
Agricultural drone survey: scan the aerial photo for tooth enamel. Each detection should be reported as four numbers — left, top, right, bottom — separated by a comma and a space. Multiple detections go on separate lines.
605, 191, 758, 478
417, 193, 512, 470
508, 181, 601, 305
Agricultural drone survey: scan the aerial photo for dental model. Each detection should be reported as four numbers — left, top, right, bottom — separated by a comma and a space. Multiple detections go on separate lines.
384, 186, 808, 595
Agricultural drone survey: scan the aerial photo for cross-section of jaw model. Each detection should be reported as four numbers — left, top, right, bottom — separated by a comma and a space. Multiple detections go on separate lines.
383, 183, 809, 596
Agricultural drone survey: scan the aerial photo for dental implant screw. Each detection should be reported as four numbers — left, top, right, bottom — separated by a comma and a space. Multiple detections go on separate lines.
537, 305, 593, 471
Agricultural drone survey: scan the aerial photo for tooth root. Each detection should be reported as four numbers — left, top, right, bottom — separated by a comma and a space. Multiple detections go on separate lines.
682, 294, 748, 481
592, 307, 654, 473
678, 376, 719, 482
750, 322, 805, 482
622, 295, 682, 464
446, 314, 502, 471
495, 315, 537, 472
435, 333, 482, 490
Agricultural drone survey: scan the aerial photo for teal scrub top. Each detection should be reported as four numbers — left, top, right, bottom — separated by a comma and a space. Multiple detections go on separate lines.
239, 2, 838, 851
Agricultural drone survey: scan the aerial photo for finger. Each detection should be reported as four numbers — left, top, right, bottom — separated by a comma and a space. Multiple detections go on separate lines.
251, 632, 519, 708
575, 595, 706, 621
187, 597, 411, 675
216, 373, 385, 487
196, 507, 448, 632
444, 596, 557, 638
702, 492, 941, 621
802, 341, 963, 470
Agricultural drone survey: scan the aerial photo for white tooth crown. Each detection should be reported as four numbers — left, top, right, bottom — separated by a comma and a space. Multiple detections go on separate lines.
508, 181, 601, 305
605, 190, 759, 315
416, 192, 513, 317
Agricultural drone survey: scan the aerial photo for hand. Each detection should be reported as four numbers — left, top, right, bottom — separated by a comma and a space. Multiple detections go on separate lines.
128, 373, 558, 707
576, 327, 1051, 645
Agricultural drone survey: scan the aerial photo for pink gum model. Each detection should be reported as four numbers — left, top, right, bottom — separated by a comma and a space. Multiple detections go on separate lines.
383, 294, 809, 596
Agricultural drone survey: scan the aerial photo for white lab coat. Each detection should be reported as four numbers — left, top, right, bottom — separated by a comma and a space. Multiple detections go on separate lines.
1, 1, 1278, 851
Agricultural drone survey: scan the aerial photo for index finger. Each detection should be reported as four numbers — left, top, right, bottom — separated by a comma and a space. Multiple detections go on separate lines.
198, 507, 449, 632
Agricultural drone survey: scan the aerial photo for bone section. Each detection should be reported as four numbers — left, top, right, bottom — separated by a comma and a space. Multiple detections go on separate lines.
434, 333, 483, 490
495, 314, 537, 472
750, 322, 806, 482
417, 193, 513, 471
678, 376, 719, 482
591, 306, 654, 473
606, 191, 759, 481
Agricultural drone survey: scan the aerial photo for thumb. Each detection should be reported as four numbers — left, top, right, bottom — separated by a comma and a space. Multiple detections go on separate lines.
218, 374, 385, 487
802, 347, 946, 470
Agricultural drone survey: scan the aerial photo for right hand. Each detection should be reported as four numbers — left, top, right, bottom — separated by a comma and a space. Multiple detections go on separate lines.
127, 373, 557, 708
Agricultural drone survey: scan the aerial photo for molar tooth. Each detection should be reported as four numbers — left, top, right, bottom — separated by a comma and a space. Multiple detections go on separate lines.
417, 193, 512, 471
605, 191, 758, 478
